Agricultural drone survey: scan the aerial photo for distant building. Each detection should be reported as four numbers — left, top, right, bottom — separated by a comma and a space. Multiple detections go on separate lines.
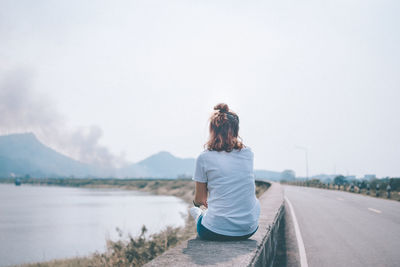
364, 174, 376, 180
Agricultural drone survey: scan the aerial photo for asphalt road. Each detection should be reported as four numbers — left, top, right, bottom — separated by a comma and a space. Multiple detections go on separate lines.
281, 185, 400, 267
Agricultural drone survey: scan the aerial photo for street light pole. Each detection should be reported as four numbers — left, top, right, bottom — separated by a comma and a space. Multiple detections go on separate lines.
295, 146, 309, 180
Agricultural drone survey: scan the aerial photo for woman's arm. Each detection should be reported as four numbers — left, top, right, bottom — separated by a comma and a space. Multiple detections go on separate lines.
194, 181, 208, 208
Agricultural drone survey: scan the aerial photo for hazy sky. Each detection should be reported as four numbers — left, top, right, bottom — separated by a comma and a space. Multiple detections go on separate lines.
1, 0, 399, 177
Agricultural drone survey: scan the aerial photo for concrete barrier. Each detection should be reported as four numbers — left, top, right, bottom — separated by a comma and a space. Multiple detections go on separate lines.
144, 181, 284, 267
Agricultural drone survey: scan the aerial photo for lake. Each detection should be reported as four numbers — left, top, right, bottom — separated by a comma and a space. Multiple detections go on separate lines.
0, 183, 188, 267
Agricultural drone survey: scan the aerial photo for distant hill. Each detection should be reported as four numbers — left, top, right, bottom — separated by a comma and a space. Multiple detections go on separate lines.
118, 152, 288, 180
0, 133, 290, 180
0, 133, 95, 177
118, 151, 195, 178
0, 133, 196, 178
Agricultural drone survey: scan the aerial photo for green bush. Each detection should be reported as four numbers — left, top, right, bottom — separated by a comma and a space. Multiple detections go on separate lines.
91, 225, 183, 267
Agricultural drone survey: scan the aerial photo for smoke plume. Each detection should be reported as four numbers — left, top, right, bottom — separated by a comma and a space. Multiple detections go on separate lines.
0, 69, 123, 168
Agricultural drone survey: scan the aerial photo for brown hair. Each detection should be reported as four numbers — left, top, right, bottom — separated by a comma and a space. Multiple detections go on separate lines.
205, 103, 244, 152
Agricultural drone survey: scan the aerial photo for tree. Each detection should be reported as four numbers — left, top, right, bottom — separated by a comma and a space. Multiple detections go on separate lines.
334, 175, 346, 185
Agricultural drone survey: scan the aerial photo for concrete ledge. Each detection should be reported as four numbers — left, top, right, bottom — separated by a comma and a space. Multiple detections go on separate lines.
144, 181, 284, 267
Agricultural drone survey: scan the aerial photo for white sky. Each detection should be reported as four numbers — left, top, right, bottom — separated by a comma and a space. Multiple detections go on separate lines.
1, 0, 399, 177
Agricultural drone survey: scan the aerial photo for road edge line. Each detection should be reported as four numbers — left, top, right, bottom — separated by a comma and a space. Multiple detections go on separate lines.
368, 207, 382, 214
285, 196, 309, 267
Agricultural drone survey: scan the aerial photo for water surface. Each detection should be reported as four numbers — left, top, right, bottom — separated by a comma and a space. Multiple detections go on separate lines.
0, 183, 187, 266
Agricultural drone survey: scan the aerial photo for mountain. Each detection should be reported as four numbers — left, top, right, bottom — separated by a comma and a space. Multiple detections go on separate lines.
0, 133, 95, 177
118, 151, 195, 178
119, 151, 287, 180
0, 133, 195, 178
0, 133, 289, 180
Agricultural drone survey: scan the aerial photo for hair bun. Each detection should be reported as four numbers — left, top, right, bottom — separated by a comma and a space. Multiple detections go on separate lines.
214, 103, 229, 113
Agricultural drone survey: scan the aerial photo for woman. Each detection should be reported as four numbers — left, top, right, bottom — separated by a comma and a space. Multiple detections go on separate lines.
190, 103, 260, 241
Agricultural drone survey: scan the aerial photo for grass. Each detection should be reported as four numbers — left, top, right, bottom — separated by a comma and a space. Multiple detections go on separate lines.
7, 178, 269, 267
17, 225, 188, 267
1, 178, 196, 203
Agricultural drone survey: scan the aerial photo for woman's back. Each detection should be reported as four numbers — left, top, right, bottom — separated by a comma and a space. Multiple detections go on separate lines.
193, 147, 260, 236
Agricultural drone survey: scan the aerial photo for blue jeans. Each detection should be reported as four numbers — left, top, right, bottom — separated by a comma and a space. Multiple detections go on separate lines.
197, 214, 258, 241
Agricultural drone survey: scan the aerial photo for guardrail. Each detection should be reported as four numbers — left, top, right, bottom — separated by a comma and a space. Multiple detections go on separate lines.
144, 181, 285, 267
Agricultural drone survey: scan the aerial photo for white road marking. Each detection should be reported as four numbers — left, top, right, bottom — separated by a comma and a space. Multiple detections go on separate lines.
336, 197, 344, 201
368, 208, 382, 214
285, 196, 309, 267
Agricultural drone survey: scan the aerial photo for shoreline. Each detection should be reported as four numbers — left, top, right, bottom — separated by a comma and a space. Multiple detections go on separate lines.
2, 178, 269, 267
0, 178, 196, 204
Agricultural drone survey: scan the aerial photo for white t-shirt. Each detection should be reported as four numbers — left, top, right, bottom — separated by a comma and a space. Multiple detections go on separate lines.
192, 147, 260, 236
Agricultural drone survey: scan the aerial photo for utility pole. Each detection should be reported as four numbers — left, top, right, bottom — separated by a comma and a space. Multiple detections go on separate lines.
295, 146, 309, 180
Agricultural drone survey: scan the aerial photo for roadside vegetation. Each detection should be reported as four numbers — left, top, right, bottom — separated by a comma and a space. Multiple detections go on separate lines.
17, 224, 190, 267
3, 177, 196, 202
5, 177, 269, 267
281, 177, 400, 201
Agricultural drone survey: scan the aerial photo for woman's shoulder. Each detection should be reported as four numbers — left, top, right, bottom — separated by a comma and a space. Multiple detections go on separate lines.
196, 149, 209, 159
196, 149, 221, 162
197, 149, 213, 158
234, 146, 253, 154
238, 146, 254, 157
241, 146, 252, 152
198, 147, 253, 157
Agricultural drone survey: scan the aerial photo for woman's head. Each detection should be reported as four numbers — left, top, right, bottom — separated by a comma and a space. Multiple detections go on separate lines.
206, 103, 244, 152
